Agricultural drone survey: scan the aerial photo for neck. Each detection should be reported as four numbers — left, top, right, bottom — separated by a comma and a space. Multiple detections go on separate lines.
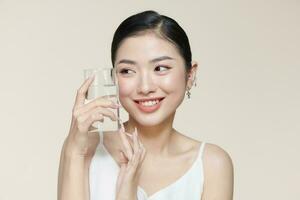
123, 113, 176, 156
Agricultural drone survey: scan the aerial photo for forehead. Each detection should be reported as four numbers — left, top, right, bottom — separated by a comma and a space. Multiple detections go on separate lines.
115, 33, 183, 64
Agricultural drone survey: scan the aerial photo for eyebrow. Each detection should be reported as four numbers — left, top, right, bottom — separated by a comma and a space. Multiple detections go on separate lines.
116, 56, 174, 65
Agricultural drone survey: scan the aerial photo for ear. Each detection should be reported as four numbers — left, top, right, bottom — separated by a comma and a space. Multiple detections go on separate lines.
186, 61, 198, 90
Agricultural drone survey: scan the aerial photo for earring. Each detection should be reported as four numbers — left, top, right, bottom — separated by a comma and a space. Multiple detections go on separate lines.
194, 76, 197, 87
186, 90, 191, 99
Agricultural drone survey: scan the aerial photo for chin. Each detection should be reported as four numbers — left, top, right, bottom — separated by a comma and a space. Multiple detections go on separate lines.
127, 107, 176, 127
133, 116, 168, 127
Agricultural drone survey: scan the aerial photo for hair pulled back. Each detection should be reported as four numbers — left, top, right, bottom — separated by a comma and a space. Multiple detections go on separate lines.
111, 10, 192, 72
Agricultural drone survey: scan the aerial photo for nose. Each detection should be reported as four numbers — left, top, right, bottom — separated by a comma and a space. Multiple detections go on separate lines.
136, 72, 157, 95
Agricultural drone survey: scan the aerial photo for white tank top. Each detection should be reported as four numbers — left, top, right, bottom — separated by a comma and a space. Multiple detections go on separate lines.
89, 130, 206, 200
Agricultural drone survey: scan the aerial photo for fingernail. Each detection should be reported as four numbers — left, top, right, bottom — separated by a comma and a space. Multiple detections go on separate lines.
134, 127, 138, 136
126, 132, 133, 138
111, 103, 119, 109
112, 101, 121, 106
113, 105, 120, 109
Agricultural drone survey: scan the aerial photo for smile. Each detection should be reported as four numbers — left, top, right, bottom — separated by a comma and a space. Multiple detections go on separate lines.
134, 97, 165, 113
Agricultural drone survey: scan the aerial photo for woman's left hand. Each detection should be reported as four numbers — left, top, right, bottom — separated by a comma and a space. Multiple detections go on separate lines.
115, 127, 146, 200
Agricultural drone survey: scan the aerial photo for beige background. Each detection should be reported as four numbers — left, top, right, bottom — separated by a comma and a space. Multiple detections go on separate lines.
0, 0, 299, 200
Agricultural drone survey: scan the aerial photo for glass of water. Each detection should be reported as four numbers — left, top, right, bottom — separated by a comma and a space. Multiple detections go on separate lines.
83, 67, 122, 133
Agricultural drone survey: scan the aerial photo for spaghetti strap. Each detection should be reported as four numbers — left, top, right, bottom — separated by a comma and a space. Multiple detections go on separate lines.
97, 124, 104, 145
199, 142, 206, 158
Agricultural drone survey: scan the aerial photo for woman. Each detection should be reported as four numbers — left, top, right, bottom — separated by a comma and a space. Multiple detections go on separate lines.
58, 10, 234, 200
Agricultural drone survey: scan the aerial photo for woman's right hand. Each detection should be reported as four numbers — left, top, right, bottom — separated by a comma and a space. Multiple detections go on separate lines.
64, 75, 120, 158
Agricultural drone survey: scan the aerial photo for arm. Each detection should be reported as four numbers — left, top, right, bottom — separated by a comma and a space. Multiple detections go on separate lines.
57, 140, 92, 200
201, 144, 234, 200
57, 75, 117, 200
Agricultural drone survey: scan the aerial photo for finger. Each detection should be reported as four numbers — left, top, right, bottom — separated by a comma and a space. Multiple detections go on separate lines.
123, 129, 134, 145
119, 129, 133, 160
82, 113, 110, 132
133, 128, 139, 154
127, 130, 137, 166
79, 107, 117, 124
137, 133, 146, 166
119, 150, 128, 164
116, 151, 127, 193
76, 97, 119, 114
136, 128, 143, 149
129, 130, 143, 169
77, 113, 105, 133
74, 75, 95, 109
140, 146, 146, 162
128, 147, 142, 171
137, 147, 146, 171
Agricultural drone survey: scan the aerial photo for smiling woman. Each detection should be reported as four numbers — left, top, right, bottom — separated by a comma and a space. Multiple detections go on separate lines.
114, 32, 190, 127
58, 10, 234, 200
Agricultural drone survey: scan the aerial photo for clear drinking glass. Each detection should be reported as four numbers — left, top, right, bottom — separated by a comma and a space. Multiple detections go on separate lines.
83, 67, 122, 133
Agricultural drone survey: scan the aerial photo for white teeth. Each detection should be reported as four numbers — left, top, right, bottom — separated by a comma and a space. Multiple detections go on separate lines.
140, 100, 159, 107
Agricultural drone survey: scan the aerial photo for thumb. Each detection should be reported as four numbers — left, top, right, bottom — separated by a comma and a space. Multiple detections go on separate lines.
119, 151, 128, 164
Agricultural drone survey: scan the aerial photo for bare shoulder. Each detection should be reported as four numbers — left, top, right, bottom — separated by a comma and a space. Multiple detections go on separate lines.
203, 143, 233, 169
201, 143, 234, 200
174, 133, 233, 167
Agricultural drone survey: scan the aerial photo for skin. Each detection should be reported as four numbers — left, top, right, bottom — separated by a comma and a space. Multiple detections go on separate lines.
114, 32, 197, 155
115, 127, 146, 200
57, 31, 234, 200
57, 76, 146, 200
111, 32, 234, 199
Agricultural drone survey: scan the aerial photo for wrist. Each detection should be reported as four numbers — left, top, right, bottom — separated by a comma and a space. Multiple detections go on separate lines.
116, 190, 137, 200
116, 196, 137, 200
63, 137, 89, 159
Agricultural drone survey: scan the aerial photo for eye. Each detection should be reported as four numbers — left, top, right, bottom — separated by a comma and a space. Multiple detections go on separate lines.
154, 65, 170, 72
118, 68, 135, 75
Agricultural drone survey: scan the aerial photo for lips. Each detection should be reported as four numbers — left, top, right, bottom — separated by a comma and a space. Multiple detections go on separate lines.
133, 97, 165, 113
134, 97, 165, 102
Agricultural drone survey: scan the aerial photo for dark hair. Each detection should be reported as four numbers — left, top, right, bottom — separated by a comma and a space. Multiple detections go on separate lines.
111, 10, 192, 72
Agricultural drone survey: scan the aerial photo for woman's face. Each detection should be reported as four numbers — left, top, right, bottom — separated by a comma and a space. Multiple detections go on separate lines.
114, 33, 192, 127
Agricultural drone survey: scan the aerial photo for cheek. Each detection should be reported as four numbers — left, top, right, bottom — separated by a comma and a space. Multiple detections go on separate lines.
117, 78, 137, 97
159, 72, 187, 92
117, 71, 187, 97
